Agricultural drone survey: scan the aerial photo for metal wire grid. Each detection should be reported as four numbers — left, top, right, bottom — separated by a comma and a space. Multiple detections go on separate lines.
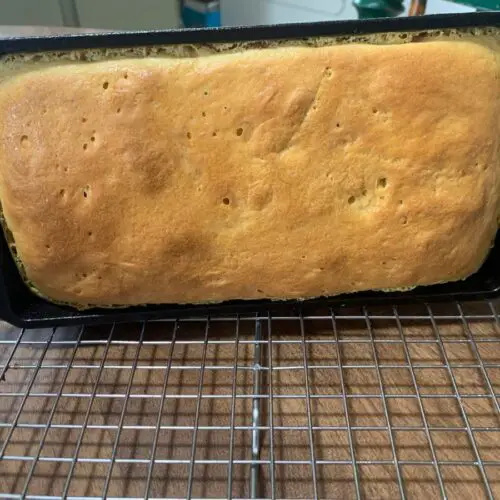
0, 300, 499, 498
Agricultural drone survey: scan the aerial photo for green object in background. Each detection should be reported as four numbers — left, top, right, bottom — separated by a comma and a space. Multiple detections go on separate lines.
451, 0, 500, 9
353, 0, 405, 18
353, 0, 499, 18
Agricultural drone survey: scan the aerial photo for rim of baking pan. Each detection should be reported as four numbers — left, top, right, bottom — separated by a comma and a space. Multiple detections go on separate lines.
0, 11, 498, 54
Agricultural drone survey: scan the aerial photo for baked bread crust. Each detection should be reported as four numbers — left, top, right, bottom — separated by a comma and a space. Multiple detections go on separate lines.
0, 39, 498, 306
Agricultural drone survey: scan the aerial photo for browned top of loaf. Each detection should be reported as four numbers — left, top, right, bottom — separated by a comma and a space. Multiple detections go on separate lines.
0, 40, 498, 306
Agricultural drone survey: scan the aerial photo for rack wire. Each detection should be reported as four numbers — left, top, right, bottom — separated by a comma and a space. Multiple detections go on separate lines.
0, 299, 500, 499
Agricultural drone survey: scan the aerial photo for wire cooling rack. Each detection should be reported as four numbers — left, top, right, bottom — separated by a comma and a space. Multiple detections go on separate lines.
0, 299, 500, 499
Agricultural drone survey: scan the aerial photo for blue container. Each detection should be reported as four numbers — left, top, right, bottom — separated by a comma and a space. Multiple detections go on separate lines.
181, 0, 221, 28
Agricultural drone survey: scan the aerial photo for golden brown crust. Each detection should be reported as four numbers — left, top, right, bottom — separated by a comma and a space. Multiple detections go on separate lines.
0, 39, 498, 306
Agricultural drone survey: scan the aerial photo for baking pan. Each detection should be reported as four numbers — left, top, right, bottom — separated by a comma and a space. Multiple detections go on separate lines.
0, 12, 499, 328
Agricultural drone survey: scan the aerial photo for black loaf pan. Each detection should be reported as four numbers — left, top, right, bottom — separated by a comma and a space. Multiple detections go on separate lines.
0, 12, 499, 328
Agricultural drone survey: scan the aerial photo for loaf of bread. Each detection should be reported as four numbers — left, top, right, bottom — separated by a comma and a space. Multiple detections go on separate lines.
0, 35, 498, 307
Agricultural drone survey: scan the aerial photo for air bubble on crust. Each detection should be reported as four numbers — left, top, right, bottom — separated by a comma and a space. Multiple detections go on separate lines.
377, 177, 387, 188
